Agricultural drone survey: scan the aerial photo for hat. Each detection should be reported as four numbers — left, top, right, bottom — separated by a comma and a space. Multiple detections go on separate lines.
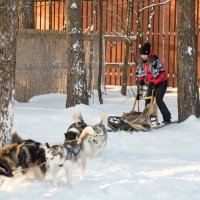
140, 42, 151, 55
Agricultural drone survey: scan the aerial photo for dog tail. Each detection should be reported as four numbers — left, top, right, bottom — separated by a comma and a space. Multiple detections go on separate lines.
77, 126, 96, 145
99, 111, 107, 125
11, 129, 23, 144
73, 111, 83, 123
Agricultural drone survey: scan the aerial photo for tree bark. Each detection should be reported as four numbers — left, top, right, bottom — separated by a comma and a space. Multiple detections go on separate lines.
19, 0, 34, 29
88, 0, 98, 94
177, 0, 199, 121
98, 0, 103, 104
121, 0, 133, 96
0, 0, 19, 147
49, 0, 52, 30
137, 0, 142, 54
66, 0, 88, 107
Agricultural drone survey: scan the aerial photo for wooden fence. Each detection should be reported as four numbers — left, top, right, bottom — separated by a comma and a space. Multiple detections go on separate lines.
16, 30, 100, 102
33, 0, 200, 87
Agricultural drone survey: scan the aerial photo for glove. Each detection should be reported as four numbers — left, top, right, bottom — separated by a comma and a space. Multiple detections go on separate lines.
149, 82, 154, 89
139, 80, 145, 86
154, 83, 159, 89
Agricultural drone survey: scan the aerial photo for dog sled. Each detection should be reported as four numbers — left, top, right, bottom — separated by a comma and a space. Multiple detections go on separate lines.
108, 85, 159, 132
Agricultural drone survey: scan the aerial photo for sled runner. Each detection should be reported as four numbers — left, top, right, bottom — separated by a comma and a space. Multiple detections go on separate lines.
152, 120, 178, 129
108, 86, 159, 132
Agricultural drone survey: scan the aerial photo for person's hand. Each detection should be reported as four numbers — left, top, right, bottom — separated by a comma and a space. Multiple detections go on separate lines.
139, 80, 145, 86
154, 83, 159, 89
149, 82, 154, 88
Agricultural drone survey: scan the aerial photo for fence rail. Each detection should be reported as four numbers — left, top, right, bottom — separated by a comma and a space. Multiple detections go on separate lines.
33, 0, 200, 87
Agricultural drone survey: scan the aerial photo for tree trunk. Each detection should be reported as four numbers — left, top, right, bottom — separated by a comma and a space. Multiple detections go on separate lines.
49, 0, 52, 30
121, 0, 133, 96
0, 0, 19, 147
66, 0, 88, 107
88, 0, 98, 94
177, 0, 199, 122
98, 0, 103, 104
137, 0, 142, 54
19, 0, 34, 29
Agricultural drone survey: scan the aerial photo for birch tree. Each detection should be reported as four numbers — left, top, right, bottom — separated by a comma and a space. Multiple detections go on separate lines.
0, 0, 19, 147
19, 0, 34, 29
66, 0, 88, 107
177, 0, 199, 121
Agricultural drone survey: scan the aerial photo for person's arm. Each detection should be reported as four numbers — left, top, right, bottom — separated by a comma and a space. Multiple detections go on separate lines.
136, 64, 147, 85
154, 72, 167, 85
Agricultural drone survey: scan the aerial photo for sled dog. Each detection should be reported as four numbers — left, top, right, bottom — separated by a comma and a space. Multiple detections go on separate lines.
65, 111, 108, 157
0, 131, 46, 181
45, 126, 95, 186
45, 111, 108, 186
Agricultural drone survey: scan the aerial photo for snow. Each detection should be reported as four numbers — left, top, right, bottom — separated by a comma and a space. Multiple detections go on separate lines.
1, 86, 200, 200
72, 40, 80, 51
71, 3, 77, 9
71, 28, 78, 33
187, 47, 192, 56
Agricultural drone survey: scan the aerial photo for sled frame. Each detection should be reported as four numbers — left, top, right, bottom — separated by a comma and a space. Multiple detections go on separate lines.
132, 89, 159, 125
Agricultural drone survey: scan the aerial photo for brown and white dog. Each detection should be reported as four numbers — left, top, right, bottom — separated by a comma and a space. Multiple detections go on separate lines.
0, 130, 46, 185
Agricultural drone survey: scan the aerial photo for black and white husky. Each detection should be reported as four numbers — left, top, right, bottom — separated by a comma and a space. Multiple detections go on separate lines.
45, 111, 108, 186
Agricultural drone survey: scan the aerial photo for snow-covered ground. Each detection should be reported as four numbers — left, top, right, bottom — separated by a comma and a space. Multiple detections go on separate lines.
1, 86, 200, 200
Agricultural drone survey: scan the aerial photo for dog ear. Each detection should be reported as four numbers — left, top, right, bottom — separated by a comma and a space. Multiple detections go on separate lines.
11, 129, 23, 143
73, 111, 83, 123
45, 143, 51, 148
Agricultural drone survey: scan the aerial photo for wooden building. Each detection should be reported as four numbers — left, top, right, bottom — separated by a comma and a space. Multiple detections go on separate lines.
34, 0, 200, 87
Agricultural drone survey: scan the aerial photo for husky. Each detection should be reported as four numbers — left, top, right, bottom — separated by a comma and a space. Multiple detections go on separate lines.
0, 131, 46, 182
77, 112, 108, 158
65, 111, 108, 157
45, 126, 95, 186
64, 111, 88, 145
45, 111, 108, 186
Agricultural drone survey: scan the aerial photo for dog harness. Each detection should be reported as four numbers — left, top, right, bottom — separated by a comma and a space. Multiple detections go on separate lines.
64, 144, 82, 159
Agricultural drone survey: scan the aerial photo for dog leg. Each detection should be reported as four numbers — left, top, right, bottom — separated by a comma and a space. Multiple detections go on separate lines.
30, 166, 44, 180
51, 165, 61, 187
89, 144, 95, 158
63, 160, 73, 186
76, 155, 86, 181
45, 162, 54, 180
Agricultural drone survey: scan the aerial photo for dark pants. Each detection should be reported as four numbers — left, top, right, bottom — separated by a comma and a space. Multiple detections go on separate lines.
146, 80, 171, 121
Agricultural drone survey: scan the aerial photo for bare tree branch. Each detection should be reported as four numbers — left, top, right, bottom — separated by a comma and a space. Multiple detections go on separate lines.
146, 0, 155, 41
139, 0, 171, 12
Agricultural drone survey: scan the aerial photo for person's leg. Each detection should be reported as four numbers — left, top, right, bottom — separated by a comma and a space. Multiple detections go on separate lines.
145, 82, 154, 106
155, 80, 171, 122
